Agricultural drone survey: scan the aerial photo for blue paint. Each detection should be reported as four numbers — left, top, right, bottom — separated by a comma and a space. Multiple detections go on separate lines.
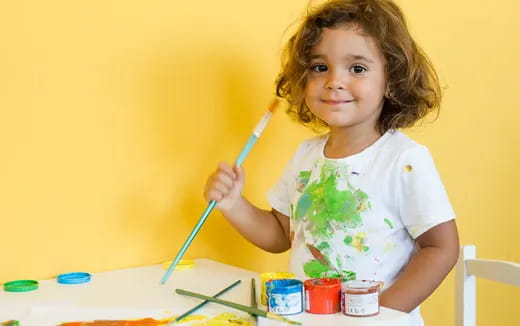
266, 279, 303, 315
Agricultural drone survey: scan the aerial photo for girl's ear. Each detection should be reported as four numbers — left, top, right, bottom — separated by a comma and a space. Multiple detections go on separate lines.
384, 86, 393, 100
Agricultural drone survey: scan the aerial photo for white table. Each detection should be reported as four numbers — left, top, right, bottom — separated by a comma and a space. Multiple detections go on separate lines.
0, 259, 410, 325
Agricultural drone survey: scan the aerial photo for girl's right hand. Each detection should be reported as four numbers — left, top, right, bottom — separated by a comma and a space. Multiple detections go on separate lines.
204, 162, 245, 212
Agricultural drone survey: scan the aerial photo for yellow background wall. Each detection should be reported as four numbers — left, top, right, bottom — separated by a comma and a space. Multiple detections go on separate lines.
1, 0, 518, 325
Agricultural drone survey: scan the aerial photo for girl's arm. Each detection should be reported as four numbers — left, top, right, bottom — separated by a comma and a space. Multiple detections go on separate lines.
222, 200, 291, 253
379, 219, 460, 312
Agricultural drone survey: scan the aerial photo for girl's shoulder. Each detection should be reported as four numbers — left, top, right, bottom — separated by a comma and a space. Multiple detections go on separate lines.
299, 133, 328, 148
381, 130, 429, 157
382, 130, 438, 171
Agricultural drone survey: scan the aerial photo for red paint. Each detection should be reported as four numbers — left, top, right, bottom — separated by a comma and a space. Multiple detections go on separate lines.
304, 278, 341, 314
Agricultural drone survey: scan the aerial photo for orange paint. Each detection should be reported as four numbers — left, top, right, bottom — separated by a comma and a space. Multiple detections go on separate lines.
59, 317, 171, 326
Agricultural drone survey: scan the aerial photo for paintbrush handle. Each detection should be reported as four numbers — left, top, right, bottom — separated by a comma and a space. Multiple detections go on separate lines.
251, 278, 257, 308
235, 109, 274, 166
171, 280, 241, 324
161, 200, 217, 284
160, 100, 279, 284
176, 288, 268, 317
250, 278, 258, 325
235, 135, 258, 167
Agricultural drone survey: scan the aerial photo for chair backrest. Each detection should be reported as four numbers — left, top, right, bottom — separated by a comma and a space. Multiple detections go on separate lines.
455, 245, 520, 326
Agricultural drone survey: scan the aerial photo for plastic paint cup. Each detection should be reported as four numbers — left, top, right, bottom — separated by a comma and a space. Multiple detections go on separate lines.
266, 279, 303, 315
260, 272, 295, 306
341, 280, 381, 317
304, 278, 342, 314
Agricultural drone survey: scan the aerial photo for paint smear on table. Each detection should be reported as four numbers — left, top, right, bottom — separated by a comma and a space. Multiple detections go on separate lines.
58, 312, 250, 326
1, 321, 19, 326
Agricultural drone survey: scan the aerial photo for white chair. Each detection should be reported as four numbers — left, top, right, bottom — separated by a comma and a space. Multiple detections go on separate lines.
455, 245, 520, 326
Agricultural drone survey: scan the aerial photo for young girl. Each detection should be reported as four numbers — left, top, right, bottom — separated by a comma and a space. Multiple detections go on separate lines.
204, 0, 459, 324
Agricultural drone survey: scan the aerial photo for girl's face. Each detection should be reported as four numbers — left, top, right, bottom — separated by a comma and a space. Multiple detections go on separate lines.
304, 26, 387, 133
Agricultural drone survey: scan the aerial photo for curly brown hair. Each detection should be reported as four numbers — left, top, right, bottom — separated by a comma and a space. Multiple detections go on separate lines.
276, 0, 442, 133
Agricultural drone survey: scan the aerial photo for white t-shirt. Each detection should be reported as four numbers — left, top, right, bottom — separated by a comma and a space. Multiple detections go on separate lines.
267, 130, 455, 326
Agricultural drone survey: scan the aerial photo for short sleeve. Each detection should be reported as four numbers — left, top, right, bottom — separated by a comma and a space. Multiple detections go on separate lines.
398, 145, 456, 239
266, 154, 298, 217
266, 140, 314, 216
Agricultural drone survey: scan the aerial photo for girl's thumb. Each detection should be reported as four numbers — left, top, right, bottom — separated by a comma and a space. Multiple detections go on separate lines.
234, 165, 245, 184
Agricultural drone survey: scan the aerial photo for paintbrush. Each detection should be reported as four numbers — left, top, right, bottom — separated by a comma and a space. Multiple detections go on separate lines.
175, 288, 301, 325
161, 98, 280, 284
250, 278, 257, 326
168, 280, 241, 324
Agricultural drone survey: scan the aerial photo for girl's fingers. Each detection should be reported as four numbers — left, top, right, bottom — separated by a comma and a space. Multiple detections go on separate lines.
213, 171, 235, 189
212, 180, 232, 196
233, 165, 244, 180
206, 188, 225, 201
218, 162, 237, 180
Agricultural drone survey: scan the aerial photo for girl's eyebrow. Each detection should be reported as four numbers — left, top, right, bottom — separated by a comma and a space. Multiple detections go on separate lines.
310, 53, 374, 64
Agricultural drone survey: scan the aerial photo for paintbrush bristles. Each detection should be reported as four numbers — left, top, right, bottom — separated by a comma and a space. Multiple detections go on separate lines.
267, 98, 280, 113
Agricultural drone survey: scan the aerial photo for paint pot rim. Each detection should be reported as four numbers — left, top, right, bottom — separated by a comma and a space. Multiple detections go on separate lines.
304, 277, 342, 289
266, 278, 303, 292
342, 280, 381, 290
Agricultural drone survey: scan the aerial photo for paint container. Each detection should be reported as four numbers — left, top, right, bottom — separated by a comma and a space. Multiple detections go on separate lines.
341, 280, 381, 317
266, 279, 303, 315
304, 278, 341, 314
260, 272, 295, 306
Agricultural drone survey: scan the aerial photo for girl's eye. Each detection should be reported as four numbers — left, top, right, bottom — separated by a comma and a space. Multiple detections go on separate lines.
310, 64, 328, 73
350, 65, 367, 74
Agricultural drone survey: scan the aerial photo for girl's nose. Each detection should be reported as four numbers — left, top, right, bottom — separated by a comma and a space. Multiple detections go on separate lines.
325, 73, 345, 90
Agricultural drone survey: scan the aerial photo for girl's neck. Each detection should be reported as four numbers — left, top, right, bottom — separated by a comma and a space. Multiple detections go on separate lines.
324, 126, 382, 159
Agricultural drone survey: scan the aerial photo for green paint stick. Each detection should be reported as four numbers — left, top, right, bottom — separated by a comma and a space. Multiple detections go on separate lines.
176, 288, 301, 325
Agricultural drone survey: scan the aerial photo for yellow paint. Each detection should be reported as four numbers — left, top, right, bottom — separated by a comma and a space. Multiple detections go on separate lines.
197, 313, 250, 326
352, 232, 367, 252
404, 165, 413, 172
0, 1, 518, 325
162, 259, 196, 271
177, 315, 209, 324
383, 241, 397, 253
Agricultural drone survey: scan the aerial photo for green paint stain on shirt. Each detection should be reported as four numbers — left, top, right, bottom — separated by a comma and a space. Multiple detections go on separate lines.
344, 236, 353, 245
303, 259, 331, 278
384, 218, 394, 229
298, 170, 311, 186
336, 256, 343, 269
303, 259, 356, 280
317, 241, 331, 251
294, 161, 369, 238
